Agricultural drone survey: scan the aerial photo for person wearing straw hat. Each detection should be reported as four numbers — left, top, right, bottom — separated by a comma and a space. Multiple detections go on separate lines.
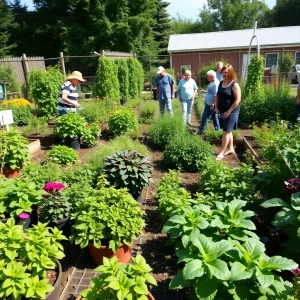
58, 71, 85, 115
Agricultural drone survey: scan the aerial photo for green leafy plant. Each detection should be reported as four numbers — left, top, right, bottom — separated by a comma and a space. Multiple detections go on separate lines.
127, 98, 143, 108
0, 219, 67, 299
127, 58, 139, 99
54, 112, 86, 138
139, 101, 158, 124
103, 150, 153, 198
0, 128, 29, 171
81, 127, 97, 148
47, 145, 78, 165
71, 185, 145, 252
89, 123, 101, 137
39, 181, 71, 223
0, 177, 43, 218
28, 66, 64, 119
204, 128, 240, 140
80, 255, 157, 300
108, 108, 138, 136
163, 133, 214, 172
200, 158, 258, 204
148, 115, 187, 150
2, 106, 33, 126
95, 56, 120, 100
244, 55, 264, 97
115, 58, 129, 100
22, 116, 48, 135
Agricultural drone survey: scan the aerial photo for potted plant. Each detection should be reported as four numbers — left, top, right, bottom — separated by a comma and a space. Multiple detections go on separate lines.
0, 218, 67, 300
103, 150, 153, 200
0, 177, 44, 228
39, 181, 71, 229
89, 122, 101, 140
77, 255, 157, 300
54, 113, 86, 150
70, 182, 145, 265
0, 128, 30, 177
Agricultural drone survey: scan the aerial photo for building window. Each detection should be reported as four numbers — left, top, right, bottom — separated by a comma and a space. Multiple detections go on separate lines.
296, 52, 300, 65
265, 53, 278, 68
180, 65, 191, 74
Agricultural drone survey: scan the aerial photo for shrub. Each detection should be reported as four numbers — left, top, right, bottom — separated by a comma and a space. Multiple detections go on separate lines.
81, 127, 97, 148
127, 58, 139, 98
115, 58, 129, 99
139, 101, 158, 124
104, 150, 153, 198
0, 128, 29, 170
95, 56, 120, 100
133, 58, 144, 94
55, 113, 86, 138
108, 107, 138, 136
22, 116, 48, 135
164, 133, 214, 171
127, 98, 143, 108
88, 135, 150, 171
278, 52, 294, 74
0, 64, 19, 93
9, 106, 32, 126
148, 115, 187, 149
47, 145, 78, 165
28, 66, 64, 119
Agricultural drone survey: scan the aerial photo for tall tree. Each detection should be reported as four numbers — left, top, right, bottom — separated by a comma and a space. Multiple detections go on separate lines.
153, 0, 171, 55
170, 13, 202, 34
198, 0, 271, 32
0, 0, 16, 57
273, 0, 300, 26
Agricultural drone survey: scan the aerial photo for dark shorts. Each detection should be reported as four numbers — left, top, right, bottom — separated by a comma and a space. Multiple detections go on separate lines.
219, 106, 240, 132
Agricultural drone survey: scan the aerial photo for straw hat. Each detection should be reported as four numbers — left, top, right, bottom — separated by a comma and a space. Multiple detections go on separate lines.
67, 71, 85, 82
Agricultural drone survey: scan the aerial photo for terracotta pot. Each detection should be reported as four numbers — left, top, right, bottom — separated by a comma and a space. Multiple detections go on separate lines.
2, 167, 21, 178
88, 242, 131, 265
76, 291, 154, 300
46, 259, 62, 300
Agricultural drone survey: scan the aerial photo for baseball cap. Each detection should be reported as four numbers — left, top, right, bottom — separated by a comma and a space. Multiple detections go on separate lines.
157, 66, 165, 74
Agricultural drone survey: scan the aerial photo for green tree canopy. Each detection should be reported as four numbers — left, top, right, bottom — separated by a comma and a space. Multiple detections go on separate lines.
273, 0, 300, 27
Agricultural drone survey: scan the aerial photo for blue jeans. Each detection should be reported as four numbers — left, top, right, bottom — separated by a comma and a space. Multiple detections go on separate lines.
181, 98, 194, 125
159, 98, 173, 116
198, 103, 220, 134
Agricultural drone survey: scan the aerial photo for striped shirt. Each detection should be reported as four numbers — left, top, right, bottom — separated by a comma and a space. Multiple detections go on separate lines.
58, 81, 78, 113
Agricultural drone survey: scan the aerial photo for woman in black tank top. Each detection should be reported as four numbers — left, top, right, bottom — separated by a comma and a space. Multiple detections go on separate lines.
215, 64, 241, 160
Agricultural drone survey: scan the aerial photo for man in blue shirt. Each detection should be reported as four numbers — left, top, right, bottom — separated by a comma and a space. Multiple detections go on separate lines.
216, 61, 223, 82
197, 70, 220, 134
155, 66, 174, 116
177, 70, 198, 125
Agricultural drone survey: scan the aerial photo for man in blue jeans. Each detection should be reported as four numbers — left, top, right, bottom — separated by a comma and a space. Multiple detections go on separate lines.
197, 70, 220, 134
156, 66, 174, 116
177, 70, 198, 125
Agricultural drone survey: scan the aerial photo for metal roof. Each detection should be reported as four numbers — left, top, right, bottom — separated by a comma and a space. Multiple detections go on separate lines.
168, 26, 300, 53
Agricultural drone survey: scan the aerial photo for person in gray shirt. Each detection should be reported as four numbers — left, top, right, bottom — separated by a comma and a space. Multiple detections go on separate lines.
197, 70, 220, 134
216, 61, 223, 82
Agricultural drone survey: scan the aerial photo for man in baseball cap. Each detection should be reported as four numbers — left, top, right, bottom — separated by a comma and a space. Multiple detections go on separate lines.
155, 66, 174, 116
58, 71, 86, 115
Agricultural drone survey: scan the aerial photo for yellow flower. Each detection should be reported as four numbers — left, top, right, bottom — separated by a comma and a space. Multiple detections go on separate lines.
2, 98, 31, 108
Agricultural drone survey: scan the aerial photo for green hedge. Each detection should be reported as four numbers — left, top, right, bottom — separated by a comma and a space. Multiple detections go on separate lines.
115, 58, 129, 100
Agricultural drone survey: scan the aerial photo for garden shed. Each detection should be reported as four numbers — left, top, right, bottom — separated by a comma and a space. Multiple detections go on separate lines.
168, 25, 300, 83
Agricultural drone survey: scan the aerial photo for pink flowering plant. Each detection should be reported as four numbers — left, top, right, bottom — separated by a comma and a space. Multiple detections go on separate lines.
39, 181, 71, 223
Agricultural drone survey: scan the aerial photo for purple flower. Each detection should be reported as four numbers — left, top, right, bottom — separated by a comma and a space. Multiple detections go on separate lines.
44, 182, 65, 193
285, 176, 300, 195
292, 268, 300, 276
19, 212, 30, 220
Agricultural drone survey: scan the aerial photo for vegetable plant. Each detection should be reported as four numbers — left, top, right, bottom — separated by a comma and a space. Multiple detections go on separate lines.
54, 113, 86, 138
108, 108, 138, 136
139, 101, 158, 124
80, 255, 157, 300
0, 219, 67, 299
47, 145, 78, 165
70, 185, 145, 252
103, 150, 153, 198
0, 177, 43, 218
0, 128, 29, 171
81, 127, 97, 148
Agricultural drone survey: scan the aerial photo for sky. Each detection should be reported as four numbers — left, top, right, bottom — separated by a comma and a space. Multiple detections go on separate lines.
22, 0, 277, 20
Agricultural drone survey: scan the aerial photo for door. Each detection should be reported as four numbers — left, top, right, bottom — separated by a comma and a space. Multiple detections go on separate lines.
242, 54, 255, 80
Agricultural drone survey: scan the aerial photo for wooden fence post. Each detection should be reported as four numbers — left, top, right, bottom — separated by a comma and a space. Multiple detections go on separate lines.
60, 52, 66, 79
22, 54, 29, 84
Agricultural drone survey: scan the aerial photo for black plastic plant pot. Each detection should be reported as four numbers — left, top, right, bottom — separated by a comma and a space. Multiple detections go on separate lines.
120, 99, 127, 106
46, 259, 62, 300
17, 217, 31, 232
50, 217, 70, 230
62, 137, 80, 150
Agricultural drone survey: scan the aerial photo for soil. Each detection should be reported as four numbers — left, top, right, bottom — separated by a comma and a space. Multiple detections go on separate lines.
47, 269, 57, 286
